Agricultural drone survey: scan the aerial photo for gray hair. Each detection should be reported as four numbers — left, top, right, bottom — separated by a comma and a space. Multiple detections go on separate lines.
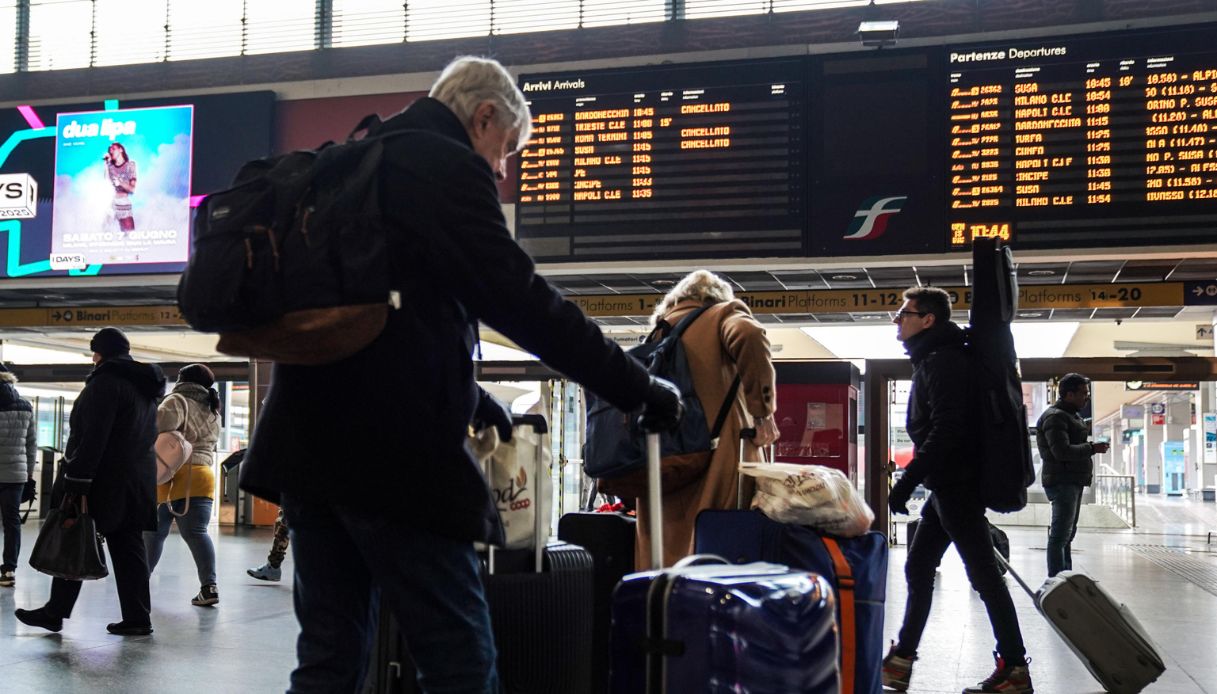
429, 56, 532, 148
650, 270, 736, 327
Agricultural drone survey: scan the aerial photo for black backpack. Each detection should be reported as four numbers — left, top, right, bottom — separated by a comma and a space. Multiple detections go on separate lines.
177, 115, 404, 365
967, 237, 1036, 512
584, 306, 740, 499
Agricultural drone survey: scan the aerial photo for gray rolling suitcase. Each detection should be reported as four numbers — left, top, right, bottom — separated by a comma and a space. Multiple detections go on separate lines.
999, 555, 1165, 694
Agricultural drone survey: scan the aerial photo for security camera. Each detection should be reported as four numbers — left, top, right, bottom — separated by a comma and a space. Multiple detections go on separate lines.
1115, 319, 1123, 326
858, 20, 899, 48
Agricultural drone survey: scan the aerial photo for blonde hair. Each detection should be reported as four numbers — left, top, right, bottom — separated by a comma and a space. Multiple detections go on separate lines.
650, 270, 735, 328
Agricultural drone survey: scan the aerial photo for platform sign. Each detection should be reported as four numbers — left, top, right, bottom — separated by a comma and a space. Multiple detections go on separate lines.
0, 305, 183, 327
569, 282, 1185, 317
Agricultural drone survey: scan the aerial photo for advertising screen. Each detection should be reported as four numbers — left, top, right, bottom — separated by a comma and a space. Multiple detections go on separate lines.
51, 105, 194, 270
0, 91, 273, 279
515, 59, 806, 261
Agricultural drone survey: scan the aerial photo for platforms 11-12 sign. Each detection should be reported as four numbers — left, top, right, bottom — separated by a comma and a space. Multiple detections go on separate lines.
945, 26, 1217, 250
515, 60, 806, 262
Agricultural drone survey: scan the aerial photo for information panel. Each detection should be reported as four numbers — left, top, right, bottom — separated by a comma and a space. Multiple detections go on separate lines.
945, 28, 1217, 249
515, 60, 805, 261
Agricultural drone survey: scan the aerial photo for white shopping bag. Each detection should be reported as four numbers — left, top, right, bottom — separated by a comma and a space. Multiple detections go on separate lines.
470, 415, 554, 551
741, 462, 874, 537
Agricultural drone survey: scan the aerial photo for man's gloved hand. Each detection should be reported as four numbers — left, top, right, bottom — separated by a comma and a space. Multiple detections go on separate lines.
638, 376, 683, 433
63, 477, 93, 496
473, 389, 513, 442
888, 473, 917, 516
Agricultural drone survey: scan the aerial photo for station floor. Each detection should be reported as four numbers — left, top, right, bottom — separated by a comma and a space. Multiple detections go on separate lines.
0, 495, 1214, 693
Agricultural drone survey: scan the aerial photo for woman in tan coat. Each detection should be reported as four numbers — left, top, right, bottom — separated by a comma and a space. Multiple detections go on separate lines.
636, 270, 779, 568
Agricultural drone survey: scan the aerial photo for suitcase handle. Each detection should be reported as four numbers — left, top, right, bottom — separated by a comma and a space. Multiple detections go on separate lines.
646, 432, 663, 569
995, 550, 1037, 600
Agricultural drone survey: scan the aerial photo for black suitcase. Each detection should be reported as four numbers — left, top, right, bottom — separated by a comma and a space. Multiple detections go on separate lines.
906, 518, 1010, 575
557, 512, 637, 694
365, 415, 595, 694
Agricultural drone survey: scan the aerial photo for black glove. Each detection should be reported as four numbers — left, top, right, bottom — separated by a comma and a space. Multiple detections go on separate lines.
64, 476, 93, 496
473, 389, 513, 442
889, 473, 917, 516
638, 376, 683, 433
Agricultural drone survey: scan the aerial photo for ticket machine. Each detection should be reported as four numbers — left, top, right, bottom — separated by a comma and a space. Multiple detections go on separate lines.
772, 362, 861, 483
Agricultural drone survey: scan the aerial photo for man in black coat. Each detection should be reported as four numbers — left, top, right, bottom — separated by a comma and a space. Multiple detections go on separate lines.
883, 287, 1032, 694
239, 57, 682, 693
1037, 372, 1107, 577
15, 327, 165, 636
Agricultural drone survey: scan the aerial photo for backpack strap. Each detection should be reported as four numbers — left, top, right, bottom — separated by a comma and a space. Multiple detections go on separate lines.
822, 537, 856, 694
709, 375, 741, 446
347, 114, 383, 141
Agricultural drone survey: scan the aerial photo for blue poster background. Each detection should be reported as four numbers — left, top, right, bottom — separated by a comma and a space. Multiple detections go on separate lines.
52, 105, 193, 267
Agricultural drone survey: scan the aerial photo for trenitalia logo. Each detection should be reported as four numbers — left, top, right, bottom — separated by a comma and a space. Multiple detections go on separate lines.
843, 196, 907, 241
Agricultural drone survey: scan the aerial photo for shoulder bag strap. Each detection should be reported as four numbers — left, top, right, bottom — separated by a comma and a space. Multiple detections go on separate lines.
822, 537, 856, 694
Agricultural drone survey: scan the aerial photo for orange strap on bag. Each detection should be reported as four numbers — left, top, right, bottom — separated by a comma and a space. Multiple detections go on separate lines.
822, 537, 856, 694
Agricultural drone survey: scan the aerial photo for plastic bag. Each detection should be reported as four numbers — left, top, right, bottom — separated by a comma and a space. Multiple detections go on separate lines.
741, 462, 874, 537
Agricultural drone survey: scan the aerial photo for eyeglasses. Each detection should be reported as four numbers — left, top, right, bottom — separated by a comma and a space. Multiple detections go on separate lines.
894, 309, 928, 320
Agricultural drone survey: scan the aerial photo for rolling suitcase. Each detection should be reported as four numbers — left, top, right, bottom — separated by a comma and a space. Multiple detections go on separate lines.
365, 415, 595, 694
999, 555, 1165, 694
557, 511, 636, 694
695, 509, 887, 694
610, 433, 842, 694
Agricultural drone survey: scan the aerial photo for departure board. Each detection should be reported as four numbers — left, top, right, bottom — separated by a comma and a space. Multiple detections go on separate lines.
515, 60, 805, 261
945, 28, 1217, 249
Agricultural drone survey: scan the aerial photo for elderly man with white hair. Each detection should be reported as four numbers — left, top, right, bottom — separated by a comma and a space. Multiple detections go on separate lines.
239, 56, 683, 693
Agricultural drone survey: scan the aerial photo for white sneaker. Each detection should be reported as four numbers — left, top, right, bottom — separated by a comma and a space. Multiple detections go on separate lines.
247, 563, 282, 582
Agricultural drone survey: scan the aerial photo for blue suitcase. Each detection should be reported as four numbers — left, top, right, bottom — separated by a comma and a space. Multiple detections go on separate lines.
695, 509, 887, 694
611, 560, 841, 694
610, 433, 841, 693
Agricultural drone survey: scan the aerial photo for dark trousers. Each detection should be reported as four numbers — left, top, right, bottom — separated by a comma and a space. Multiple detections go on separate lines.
282, 494, 498, 694
896, 486, 1026, 663
46, 524, 151, 625
0, 482, 24, 571
1044, 483, 1084, 577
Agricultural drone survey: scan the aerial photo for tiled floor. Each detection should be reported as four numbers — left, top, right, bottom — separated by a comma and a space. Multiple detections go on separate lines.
0, 494, 1214, 693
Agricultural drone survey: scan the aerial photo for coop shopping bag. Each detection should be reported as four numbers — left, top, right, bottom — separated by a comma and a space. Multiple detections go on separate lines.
741, 462, 874, 537
471, 415, 554, 551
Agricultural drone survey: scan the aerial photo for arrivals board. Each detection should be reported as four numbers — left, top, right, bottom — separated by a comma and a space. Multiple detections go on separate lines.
515, 60, 805, 261
945, 28, 1217, 249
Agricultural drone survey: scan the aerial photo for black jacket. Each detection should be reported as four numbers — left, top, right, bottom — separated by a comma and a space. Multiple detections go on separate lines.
241, 98, 651, 544
1036, 400, 1094, 486
901, 321, 975, 491
61, 357, 166, 534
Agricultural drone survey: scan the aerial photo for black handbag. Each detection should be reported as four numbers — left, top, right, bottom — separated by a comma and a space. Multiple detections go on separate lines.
19, 478, 36, 524
28, 495, 109, 581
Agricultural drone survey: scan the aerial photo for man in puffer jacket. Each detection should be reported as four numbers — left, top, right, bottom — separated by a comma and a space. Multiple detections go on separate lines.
0, 363, 37, 588
1037, 372, 1108, 577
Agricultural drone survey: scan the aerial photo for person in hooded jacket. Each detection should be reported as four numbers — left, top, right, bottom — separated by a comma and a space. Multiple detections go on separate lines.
883, 287, 1031, 694
0, 363, 38, 588
144, 364, 223, 607
15, 327, 166, 636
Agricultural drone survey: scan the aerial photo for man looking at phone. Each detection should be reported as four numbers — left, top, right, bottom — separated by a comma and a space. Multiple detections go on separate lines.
1037, 373, 1108, 577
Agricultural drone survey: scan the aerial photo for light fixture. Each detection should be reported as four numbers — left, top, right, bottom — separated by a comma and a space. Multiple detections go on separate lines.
858, 20, 899, 49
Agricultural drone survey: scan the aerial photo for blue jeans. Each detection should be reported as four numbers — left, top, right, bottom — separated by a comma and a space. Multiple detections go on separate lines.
282, 494, 498, 694
1044, 483, 1084, 577
143, 497, 217, 586
0, 482, 24, 571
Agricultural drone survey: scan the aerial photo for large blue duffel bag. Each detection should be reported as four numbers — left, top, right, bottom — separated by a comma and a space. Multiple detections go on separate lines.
696, 509, 888, 694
